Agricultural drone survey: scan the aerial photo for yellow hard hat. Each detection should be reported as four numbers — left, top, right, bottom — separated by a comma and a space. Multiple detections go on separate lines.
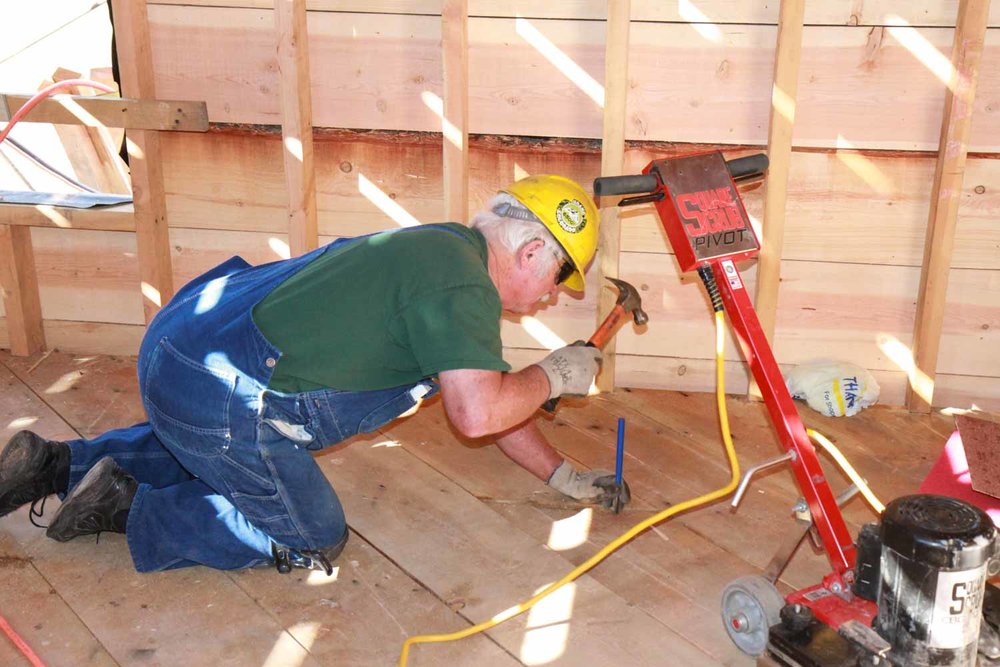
501, 175, 599, 291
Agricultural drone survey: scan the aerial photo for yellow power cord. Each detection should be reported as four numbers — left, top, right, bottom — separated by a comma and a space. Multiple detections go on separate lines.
398, 310, 741, 666
397, 312, 887, 664
806, 429, 885, 514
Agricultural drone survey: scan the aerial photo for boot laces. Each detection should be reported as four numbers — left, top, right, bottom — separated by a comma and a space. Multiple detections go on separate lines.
28, 495, 49, 528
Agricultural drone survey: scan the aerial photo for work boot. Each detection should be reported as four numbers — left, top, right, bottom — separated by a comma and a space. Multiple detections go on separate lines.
46, 457, 137, 542
271, 531, 349, 576
0, 430, 70, 519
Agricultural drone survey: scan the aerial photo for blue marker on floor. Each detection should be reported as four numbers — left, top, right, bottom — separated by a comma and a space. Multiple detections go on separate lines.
615, 417, 625, 485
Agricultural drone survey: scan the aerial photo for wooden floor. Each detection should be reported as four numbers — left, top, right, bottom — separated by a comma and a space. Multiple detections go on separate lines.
0, 350, 956, 667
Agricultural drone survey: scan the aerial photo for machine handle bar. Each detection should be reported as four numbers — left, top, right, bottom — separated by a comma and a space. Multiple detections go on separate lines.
593, 174, 659, 197
726, 153, 769, 181
592, 153, 769, 198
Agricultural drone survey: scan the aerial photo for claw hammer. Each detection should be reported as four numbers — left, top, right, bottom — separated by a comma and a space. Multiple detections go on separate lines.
542, 277, 649, 412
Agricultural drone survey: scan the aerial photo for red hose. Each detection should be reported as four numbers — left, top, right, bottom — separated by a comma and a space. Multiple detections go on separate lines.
0, 78, 115, 146
0, 613, 46, 667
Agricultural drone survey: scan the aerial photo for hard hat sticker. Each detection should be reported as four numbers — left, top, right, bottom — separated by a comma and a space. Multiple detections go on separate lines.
555, 199, 587, 234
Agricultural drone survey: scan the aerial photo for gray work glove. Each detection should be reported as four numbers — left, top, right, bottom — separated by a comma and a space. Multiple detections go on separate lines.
546, 460, 631, 510
535, 342, 603, 400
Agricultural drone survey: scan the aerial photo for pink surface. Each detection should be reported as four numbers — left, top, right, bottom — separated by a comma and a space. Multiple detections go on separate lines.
918, 429, 1000, 526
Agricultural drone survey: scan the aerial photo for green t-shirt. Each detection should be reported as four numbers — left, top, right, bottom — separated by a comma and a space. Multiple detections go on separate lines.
252, 223, 510, 392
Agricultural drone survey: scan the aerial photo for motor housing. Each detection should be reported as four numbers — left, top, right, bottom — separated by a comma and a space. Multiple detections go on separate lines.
875, 494, 997, 666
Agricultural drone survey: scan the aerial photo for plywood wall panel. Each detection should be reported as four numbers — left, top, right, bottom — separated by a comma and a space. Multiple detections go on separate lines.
19, 224, 1000, 409
628, 24, 1000, 150
147, 6, 1000, 150
161, 130, 446, 235
939, 268, 1000, 376
612, 355, 1000, 413
934, 373, 1000, 411
148, 1, 1000, 28
0, 320, 144, 356
159, 133, 1000, 271
622, 151, 1000, 270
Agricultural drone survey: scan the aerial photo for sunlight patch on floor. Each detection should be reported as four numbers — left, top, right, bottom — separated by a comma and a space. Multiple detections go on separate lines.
519, 582, 576, 665
546, 508, 592, 551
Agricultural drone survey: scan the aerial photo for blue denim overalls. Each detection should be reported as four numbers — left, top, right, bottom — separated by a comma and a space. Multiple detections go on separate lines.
63, 229, 450, 571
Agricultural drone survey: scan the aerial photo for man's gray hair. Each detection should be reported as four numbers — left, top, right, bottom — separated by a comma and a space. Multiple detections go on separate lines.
471, 193, 567, 279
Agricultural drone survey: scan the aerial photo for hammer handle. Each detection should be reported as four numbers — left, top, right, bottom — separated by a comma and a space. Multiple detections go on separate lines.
588, 303, 627, 349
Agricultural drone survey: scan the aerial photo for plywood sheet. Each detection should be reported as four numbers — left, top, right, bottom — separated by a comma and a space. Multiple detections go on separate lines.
146, 7, 1000, 150
148, 1, 1000, 27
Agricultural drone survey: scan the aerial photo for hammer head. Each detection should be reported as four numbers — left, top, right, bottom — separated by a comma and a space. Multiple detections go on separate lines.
607, 277, 649, 326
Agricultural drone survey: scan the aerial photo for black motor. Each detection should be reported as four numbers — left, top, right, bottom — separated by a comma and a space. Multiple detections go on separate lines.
873, 494, 997, 666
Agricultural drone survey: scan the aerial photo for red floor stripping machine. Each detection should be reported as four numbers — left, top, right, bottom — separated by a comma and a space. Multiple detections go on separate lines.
593, 152, 1000, 667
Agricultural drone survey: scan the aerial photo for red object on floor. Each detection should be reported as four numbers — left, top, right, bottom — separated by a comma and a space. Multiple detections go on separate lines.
918, 429, 1000, 526
0, 613, 46, 667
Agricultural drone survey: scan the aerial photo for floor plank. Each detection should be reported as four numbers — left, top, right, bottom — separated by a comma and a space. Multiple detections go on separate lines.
0, 350, 963, 666
325, 437, 718, 665
0, 353, 326, 667
0, 351, 516, 666
387, 399, 759, 664
227, 534, 519, 666
0, 531, 117, 667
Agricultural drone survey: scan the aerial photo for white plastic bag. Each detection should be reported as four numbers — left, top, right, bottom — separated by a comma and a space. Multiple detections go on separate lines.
784, 361, 880, 417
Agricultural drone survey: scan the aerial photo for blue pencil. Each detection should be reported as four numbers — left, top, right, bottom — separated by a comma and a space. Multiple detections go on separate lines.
615, 417, 625, 485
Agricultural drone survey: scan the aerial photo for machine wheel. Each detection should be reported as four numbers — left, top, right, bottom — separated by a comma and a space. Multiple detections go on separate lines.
720, 575, 785, 657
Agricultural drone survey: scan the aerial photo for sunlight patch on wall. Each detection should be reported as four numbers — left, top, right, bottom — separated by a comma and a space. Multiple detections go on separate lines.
358, 173, 420, 227
771, 85, 796, 125
885, 16, 955, 88
52, 95, 102, 128
679, 0, 724, 42
515, 17, 604, 108
877, 333, 934, 405
836, 135, 893, 194
124, 137, 143, 159
421, 91, 463, 151
140, 281, 162, 308
35, 204, 71, 228
519, 316, 567, 351
268, 237, 291, 260
283, 136, 304, 162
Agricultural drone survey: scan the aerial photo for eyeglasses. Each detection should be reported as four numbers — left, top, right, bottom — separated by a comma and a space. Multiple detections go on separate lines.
555, 260, 574, 285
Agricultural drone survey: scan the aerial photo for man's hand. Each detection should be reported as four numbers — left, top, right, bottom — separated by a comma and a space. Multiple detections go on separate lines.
546, 460, 631, 510
535, 342, 602, 400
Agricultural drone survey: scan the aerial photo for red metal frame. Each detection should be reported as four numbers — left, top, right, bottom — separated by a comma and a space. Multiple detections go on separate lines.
645, 151, 857, 590
712, 256, 856, 578
786, 583, 877, 629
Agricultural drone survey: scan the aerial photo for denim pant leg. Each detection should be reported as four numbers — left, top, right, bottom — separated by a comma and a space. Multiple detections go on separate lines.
125, 437, 346, 571
64, 422, 193, 496
127, 479, 274, 572
252, 436, 347, 552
